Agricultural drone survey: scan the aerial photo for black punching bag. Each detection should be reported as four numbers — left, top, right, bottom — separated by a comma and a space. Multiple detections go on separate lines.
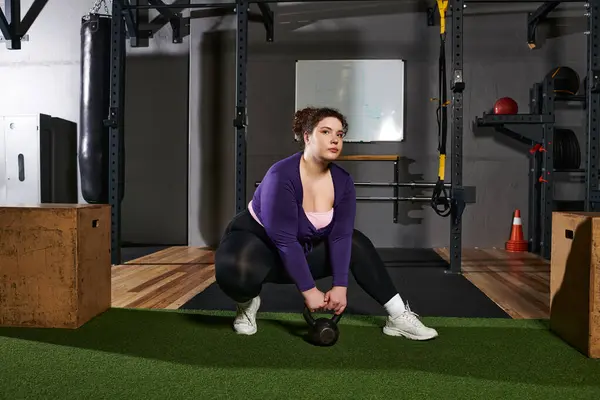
79, 14, 111, 204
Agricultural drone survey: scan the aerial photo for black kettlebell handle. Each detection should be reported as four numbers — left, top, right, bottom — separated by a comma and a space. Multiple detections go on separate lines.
303, 306, 343, 326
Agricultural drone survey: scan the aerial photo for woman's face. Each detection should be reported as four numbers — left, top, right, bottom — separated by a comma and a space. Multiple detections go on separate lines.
304, 117, 345, 161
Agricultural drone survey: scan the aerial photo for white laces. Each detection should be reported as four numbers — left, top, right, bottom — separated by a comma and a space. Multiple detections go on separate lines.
396, 303, 423, 326
235, 304, 254, 326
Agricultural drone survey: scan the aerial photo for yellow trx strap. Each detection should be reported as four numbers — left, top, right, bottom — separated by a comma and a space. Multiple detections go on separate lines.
431, 0, 451, 217
437, 0, 448, 182
437, 0, 448, 35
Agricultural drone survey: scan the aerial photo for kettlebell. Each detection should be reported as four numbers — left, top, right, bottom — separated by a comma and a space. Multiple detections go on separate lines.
303, 306, 343, 346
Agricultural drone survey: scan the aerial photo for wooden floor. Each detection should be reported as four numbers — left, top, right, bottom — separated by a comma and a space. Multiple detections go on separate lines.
111, 247, 215, 310
112, 246, 550, 319
435, 248, 550, 319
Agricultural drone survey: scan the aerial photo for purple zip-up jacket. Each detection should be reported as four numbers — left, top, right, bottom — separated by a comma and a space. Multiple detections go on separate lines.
250, 152, 356, 292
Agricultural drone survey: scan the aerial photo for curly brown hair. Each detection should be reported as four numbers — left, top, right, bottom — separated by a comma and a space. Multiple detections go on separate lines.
292, 106, 349, 145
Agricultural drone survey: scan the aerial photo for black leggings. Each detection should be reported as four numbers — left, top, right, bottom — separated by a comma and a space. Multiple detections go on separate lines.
214, 209, 398, 305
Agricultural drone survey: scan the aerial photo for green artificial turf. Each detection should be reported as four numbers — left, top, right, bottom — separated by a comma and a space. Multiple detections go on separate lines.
0, 308, 599, 399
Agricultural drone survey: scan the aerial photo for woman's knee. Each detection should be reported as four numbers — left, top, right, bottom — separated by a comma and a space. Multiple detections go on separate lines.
216, 251, 256, 288
214, 248, 243, 287
214, 232, 270, 294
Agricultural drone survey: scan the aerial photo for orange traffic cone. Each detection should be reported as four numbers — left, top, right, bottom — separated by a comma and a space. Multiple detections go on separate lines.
505, 209, 529, 252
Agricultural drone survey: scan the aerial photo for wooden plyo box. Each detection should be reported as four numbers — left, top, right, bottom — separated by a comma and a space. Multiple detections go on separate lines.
0, 204, 111, 328
550, 212, 600, 358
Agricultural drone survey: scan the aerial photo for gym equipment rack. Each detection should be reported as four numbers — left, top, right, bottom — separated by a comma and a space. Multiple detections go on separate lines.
104, 0, 471, 270
476, 0, 600, 260
102, 0, 474, 273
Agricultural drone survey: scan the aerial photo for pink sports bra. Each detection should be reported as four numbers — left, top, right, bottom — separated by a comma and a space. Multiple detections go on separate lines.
248, 200, 333, 230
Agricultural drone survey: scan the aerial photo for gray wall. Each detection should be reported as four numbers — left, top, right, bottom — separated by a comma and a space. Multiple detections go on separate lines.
0, 1, 588, 250
0, 0, 189, 245
189, 1, 589, 249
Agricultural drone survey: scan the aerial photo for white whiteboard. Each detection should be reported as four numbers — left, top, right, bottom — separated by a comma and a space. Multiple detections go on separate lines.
295, 59, 405, 142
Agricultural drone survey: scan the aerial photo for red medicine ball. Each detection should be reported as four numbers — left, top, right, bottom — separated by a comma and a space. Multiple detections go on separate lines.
493, 97, 518, 115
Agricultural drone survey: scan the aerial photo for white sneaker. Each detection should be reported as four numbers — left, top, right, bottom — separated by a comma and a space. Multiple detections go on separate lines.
383, 303, 438, 340
233, 296, 261, 335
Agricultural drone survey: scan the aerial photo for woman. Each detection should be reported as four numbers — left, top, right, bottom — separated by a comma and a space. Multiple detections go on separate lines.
215, 106, 438, 340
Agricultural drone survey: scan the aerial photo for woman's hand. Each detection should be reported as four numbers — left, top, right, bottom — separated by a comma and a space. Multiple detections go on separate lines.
302, 287, 327, 312
324, 286, 347, 315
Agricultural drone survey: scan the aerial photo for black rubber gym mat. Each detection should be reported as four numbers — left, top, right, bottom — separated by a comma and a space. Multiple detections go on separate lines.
180, 249, 511, 318
377, 247, 449, 267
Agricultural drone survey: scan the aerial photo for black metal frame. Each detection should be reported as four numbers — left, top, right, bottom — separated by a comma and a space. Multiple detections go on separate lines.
477, 0, 600, 260
106, 0, 274, 264
105, 0, 470, 271
450, 0, 465, 274
108, 0, 127, 265
539, 77, 555, 259
586, 0, 600, 208
527, 1, 561, 49
235, 0, 249, 216
101, 0, 469, 268
0, 0, 48, 49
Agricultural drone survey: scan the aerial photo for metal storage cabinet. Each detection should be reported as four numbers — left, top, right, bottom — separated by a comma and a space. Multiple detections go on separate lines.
0, 114, 78, 205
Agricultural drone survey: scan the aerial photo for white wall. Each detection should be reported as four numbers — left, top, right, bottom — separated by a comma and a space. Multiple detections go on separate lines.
0, 0, 190, 245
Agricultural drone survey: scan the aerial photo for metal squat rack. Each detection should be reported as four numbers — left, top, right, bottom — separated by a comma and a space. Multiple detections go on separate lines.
105, 0, 471, 269
476, 0, 600, 260
112, 0, 600, 273
104, 0, 471, 271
